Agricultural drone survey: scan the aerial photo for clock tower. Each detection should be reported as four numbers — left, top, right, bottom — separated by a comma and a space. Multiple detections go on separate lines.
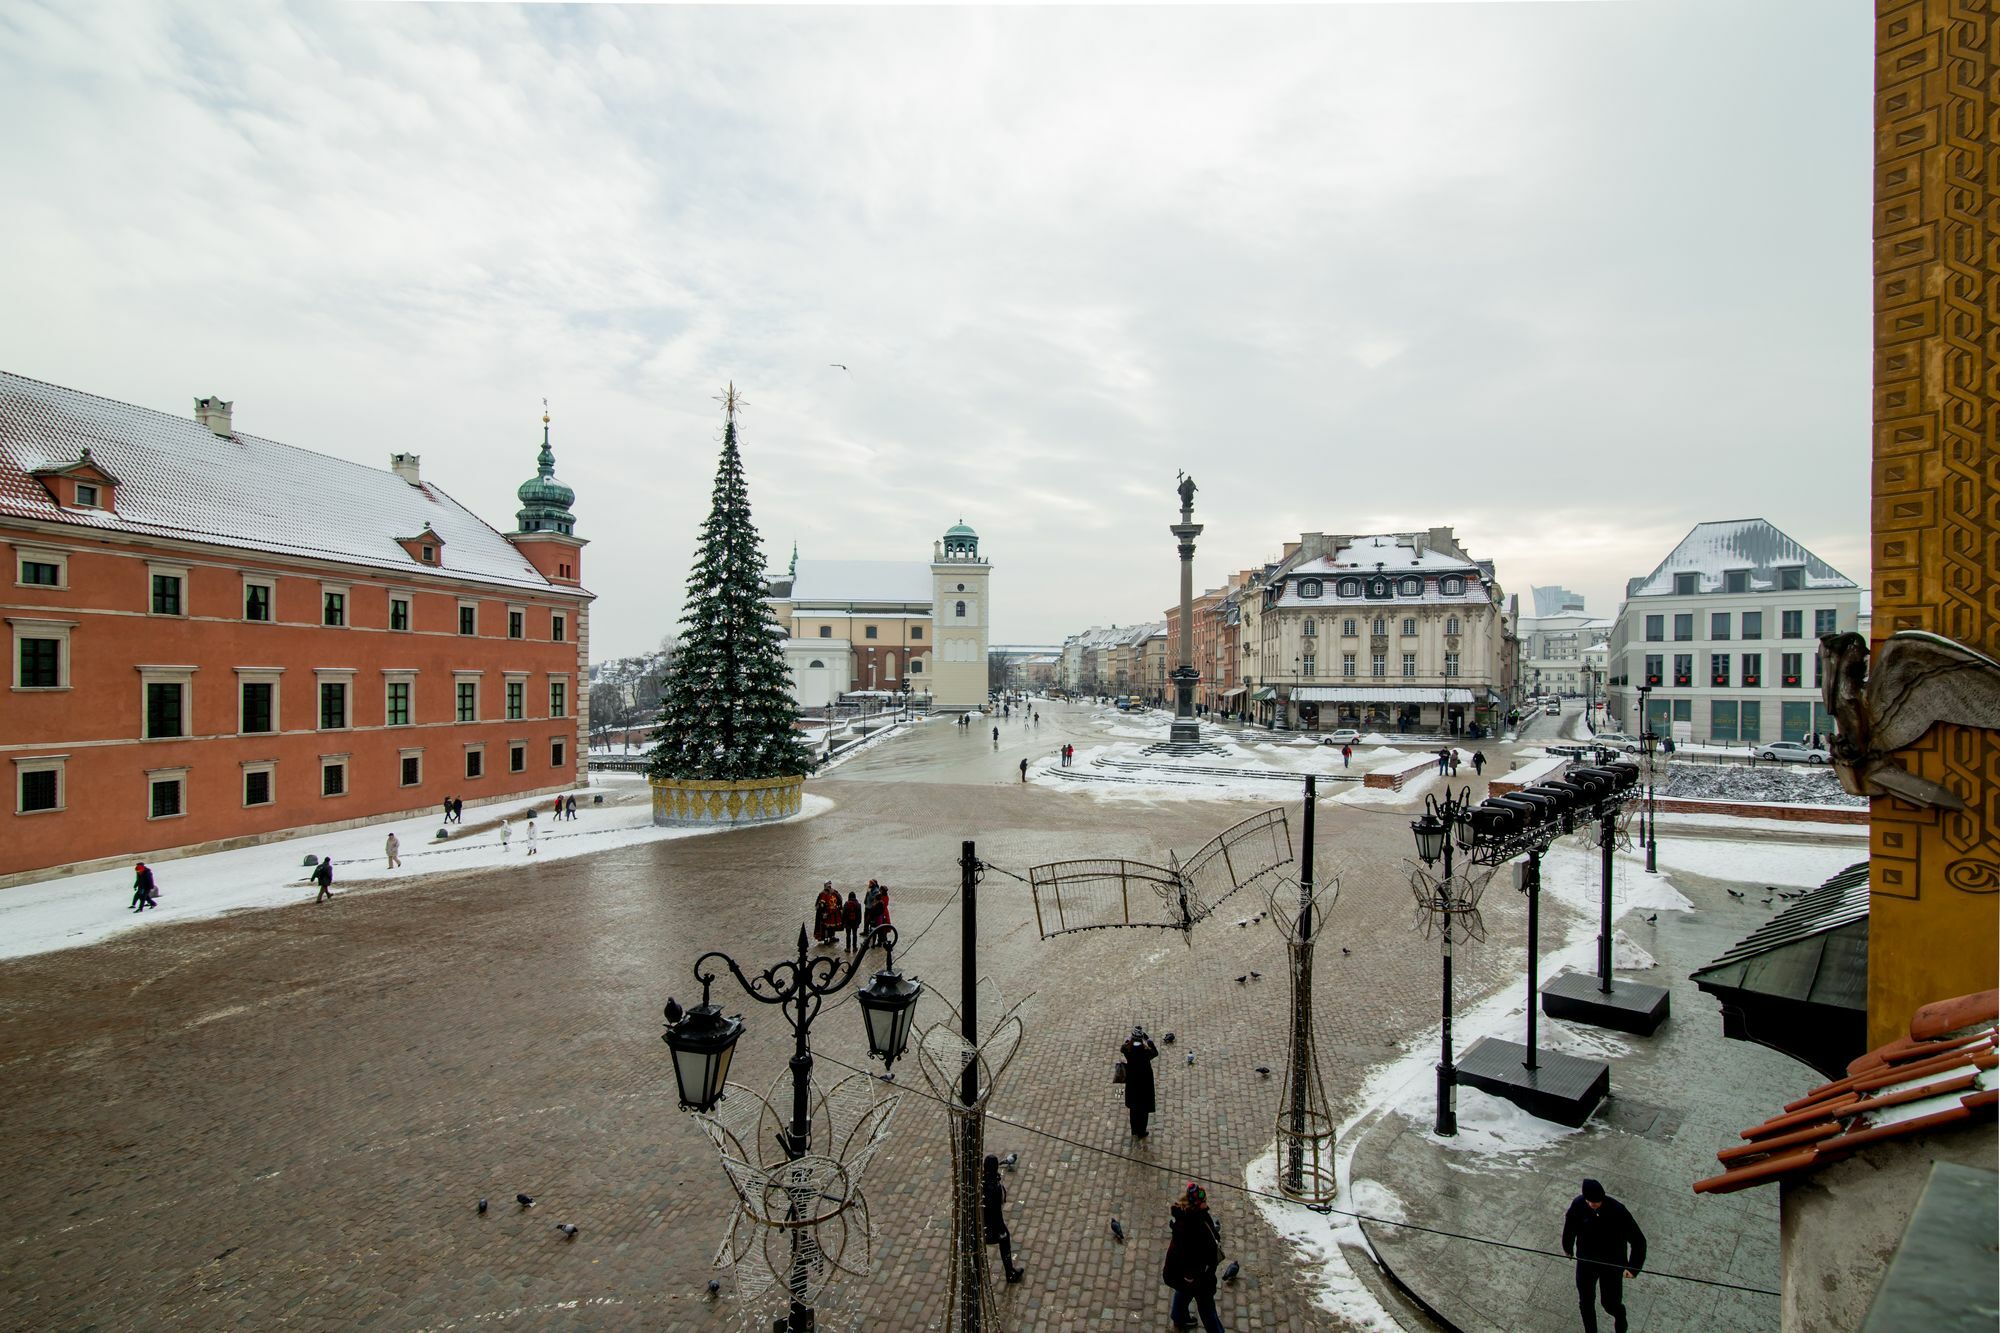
929, 521, 991, 709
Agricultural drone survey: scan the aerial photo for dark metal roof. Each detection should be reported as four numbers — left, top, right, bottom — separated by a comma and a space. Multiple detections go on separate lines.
1690, 861, 1870, 1010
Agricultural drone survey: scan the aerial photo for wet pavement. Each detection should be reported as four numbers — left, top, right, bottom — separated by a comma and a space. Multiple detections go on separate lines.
0, 700, 1856, 1330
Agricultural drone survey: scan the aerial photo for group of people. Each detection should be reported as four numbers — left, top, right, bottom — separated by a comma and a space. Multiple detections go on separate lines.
812, 879, 891, 951
1434, 747, 1487, 777
1056, 743, 1075, 767
439, 796, 467, 824
547, 793, 581, 821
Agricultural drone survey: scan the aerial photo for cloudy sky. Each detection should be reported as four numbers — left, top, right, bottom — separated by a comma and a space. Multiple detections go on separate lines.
0, 1, 1871, 659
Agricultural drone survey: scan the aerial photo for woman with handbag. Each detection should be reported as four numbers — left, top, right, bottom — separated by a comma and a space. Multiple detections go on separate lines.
981, 1154, 1025, 1283
1162, 1182, 1226, 1332
1120, 1027, 1159, 1137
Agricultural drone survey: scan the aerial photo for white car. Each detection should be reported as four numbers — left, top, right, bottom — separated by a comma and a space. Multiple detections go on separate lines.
1590, 733, 1640, 752
1755, 741, 1830, 764
1322, 728, 1364, 745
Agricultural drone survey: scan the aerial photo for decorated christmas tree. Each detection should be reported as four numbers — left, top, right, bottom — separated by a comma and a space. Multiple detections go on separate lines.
648, 387, 815, 782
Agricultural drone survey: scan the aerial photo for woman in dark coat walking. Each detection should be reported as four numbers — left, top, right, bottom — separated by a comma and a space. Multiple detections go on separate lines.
1162, 1183, 1226, 1332
129, 863, 158, 911
1121, 1027, 1159, 1137
982, 1154, 1024, 1283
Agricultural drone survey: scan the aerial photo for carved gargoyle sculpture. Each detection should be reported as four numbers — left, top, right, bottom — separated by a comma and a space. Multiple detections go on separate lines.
1820, 630, 2000, 810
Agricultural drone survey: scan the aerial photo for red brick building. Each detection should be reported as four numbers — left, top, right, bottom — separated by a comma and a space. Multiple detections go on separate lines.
0, 371, 592, 883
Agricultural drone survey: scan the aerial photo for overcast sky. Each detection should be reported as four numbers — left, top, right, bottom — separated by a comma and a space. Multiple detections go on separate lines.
0, 1, 1871, 660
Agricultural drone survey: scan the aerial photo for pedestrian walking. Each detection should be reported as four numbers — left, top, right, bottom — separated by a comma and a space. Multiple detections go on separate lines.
1162, 1182, 1226, 1333
1562, 1178, 1646, 1333
1472, 749, 1486, 775
565, 793, 577, 821
452, 796, 464, 824
1019, 757, 1029, 783
552, 795, 564, 822
129, 862, 158, 912
992, 726, 999, 748
1341, 744, 1352, 768
442, 797, 456, 825
499, 818, 511, 852
312, 855, 334, 904
983, 1154, 1025, 1283
842, 891, 862, 952
1448, 749, 1460, 777
526, 816, 539, 855
385, 832, 401, 870
1120, 1026, 1159, 1137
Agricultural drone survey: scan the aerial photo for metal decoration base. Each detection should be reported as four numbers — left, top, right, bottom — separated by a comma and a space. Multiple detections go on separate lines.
1540, 971, 1671, 1035
1267, 873, 1338, 1207
1455, 1038, 1608, 1127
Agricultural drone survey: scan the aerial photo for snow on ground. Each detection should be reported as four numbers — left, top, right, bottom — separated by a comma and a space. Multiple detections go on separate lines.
1656, 760, 1864, 808
1648, 838, 1864, 889
0, 777, 834, 962
1652, 810, 1863, 837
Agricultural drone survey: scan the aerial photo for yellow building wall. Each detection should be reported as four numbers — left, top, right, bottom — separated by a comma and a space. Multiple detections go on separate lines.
1867, 0, 2000, 1049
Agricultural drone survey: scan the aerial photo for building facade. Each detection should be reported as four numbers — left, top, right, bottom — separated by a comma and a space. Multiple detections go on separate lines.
1604, 520, 1860, 744
1516, 610, 1613, 698
0, 371, 591, 883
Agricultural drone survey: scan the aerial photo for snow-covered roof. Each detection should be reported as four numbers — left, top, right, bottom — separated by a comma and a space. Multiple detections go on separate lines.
1296, 534, 1478, 574
1627, 520, 1857, 598
0, 369, 562, 592
1274, 583, 1490, 609
785, 559, 933, 606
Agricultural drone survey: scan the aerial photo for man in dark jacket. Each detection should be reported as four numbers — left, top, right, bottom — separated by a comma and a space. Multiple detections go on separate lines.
312, 856, 335, 905
1163, 1183, 1225, 1332
1121, 1027, 1159, 1137
1562, 1178, 1646, 1333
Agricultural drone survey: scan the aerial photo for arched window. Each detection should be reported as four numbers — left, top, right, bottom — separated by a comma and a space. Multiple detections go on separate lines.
1339, 579, 1361, 598
1445, 617, 1460, 636
1400, 577, 1421, 596
884, 652, 897, 679
955, 600, 966, 617
1442, 577, 1463, 596
808, 659, 825, 669
1299, 579, 1323, 599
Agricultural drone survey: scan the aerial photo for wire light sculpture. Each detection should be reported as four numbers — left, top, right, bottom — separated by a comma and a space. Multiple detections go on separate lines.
1026, 806, 1293, 938
693, 1070, 899, 1324
1266, 872, 1339, 1206
1409, 863, 1493, 945
915, 979, 1027, 1333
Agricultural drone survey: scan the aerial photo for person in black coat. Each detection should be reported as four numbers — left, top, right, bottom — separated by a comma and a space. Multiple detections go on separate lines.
1121, 1026, 1159, 1137
981, 1154, 1024, 1283
311, 856, 335, 904
1562, 1178, 1646, 1333
129, 863, 157, 912
1162, 1183, 1225, 1332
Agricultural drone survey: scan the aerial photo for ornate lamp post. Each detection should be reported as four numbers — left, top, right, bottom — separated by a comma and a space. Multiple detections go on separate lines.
663, 926, 922, 1330
1635, 684, 1660, 873
1408, 787, 1487, 1137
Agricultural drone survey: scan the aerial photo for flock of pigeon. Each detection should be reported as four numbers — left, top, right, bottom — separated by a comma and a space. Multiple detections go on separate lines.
473, 1193, 579, 1244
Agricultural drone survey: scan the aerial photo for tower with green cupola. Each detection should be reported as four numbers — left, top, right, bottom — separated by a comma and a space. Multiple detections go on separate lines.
929, 519, 991, 709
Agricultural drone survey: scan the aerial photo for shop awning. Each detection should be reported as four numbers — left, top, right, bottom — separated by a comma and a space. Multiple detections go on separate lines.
1253, 686, 1276, 701
1292, 686, 1476, 704
1220, 686, 1247, 699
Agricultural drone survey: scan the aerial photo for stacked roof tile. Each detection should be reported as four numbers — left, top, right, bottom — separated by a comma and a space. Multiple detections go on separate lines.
1692, 989, 1998, 1195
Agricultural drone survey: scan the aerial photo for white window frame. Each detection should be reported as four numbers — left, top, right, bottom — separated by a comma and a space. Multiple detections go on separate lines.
138, 665, 197, 739
14, 754, 66, 815
1402, 653, 1417, 678
14, 545, 68, 589
384, 670, 417, 727
73, 481, 103, 510
455, 670, 482, 723
320, 582, 350, 628
549, 675, 569, 719
10, 616, 74, 690
315, 668, 355, 731
550, 736, 567, 768
147, 563, 189, 617
241, 572, 276, 623
387, 590, 413, 633
507, 605, 526, 640
1401, 618, 1417, 636
552, 611, 567, 643
241, 760, 276, 808
146, 766, 190, 821
510, 740, 527, 773
319, 753, 350, 799
504, 671, 528, 720
399, 747, 424, 788
235, 667, 284, 735
465, 742, 487, 780
1441, 577, 1463, 596
457, 600, 478, 636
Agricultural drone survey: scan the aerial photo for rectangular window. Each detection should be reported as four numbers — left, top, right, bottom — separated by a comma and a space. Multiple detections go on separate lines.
508, 610, 524, 639
1401, 653, 1416, 678
386, 681, 411, 727
1725, 569, 1748, 593
551, 738, 566, 768
1711, 612, 1731, 640
1779, 567, 1803, 591
1644, 614, 1663, 642
244, 770, 272, 807
459, 604, 476, 636
1710, 654, 1730, 687
19, 766, 61, 813
506, 681, 525, 720
1814, 609, 1837, 636
909, 625, 921, 640
19, 637, 59, 688
241, 682, 274, 734
1674, 572, 1698, 595
818, 625, 832, 638
457, 681, 478, 722
319, 682, 348, 730
1401, 618, 1417, 636
865, 625, 878, 639
1782, 652, 1803, 686
550, 680, 567, 718
510, 743, 526, 773
1742, 652, 1762, 687
1742, 611, 1763, 639
149, 776, 184, 818
1644, 654, 1663, 686
75, 483, 101, 508
1674, 654, 1693, 687
1673, 614, 1693, 641
322, 592, 345, 627
1444, 652, 1459, 678
389, 597, 410, 632
1342, 654, 1356, 677
1342, 619, 1357, 637
401, 754, 422, 787
1815, 651, 1824, 689
19, 558, 61, 586
1741, 700, 1762, 742
1371, 654, 1386, 678
145, 682, 184, 738
1782, 609, 1803, 639
321, 762, 346, 797
466, 748, 484, 779
1710, 699, 1739, 743
244, 581, 272, 622
553, 613, 567, 642
151, 573, 183, 616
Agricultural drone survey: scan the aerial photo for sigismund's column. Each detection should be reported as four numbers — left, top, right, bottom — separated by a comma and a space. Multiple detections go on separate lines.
1170, 474, 1204, 744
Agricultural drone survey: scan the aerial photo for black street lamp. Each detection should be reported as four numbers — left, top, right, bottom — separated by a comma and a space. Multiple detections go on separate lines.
662, 926, 922, 1331
1409, 786, 1478, 1137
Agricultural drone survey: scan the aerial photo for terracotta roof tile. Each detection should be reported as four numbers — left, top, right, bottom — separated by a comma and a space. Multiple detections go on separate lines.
1693, 990, 1999, 1197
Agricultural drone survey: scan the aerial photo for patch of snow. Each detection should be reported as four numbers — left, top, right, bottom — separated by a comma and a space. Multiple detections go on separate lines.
1648, 839, 1862, 889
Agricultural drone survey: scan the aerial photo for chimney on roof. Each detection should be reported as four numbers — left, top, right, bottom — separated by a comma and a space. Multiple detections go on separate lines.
390, 452, 422, 485
1412, 532, 1428, 558
193, 395, 233, 438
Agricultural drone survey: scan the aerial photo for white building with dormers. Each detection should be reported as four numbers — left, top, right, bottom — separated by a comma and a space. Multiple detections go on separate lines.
1246, 529, 1510, 735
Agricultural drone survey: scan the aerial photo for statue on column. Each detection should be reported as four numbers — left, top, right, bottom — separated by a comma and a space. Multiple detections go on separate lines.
1177, 472, 1198, 519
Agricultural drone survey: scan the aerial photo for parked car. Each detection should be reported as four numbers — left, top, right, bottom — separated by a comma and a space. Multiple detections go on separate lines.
1322, 728, 1363, 746
1754, 741, 1830, 764
1591, 732, 1640, 752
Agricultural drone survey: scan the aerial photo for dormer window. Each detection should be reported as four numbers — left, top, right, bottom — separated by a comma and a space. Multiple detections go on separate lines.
422, 545, 435, 563
1368, 578, 1390, 599
1441, 577, 1463, 596
74, 483, 101, 509
1338, 579, 1361, 598
1299, 579, 1323, 599
396, 527, 446, 567
32, 448, 121, 514
1400, 577, 1421, 596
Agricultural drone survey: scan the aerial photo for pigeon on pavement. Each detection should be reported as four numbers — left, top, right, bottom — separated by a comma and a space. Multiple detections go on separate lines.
1255, 1066, 1271, 1078
517, 1194, 535, 1209
1222, 1260, 1241, 1283
477, 1198, 488, 1215
1110, 1218, 1125, 1243
555, 1223, 579, 1240
1000, 1152, 1018, 1170
1162, 1033, 1176, 1044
